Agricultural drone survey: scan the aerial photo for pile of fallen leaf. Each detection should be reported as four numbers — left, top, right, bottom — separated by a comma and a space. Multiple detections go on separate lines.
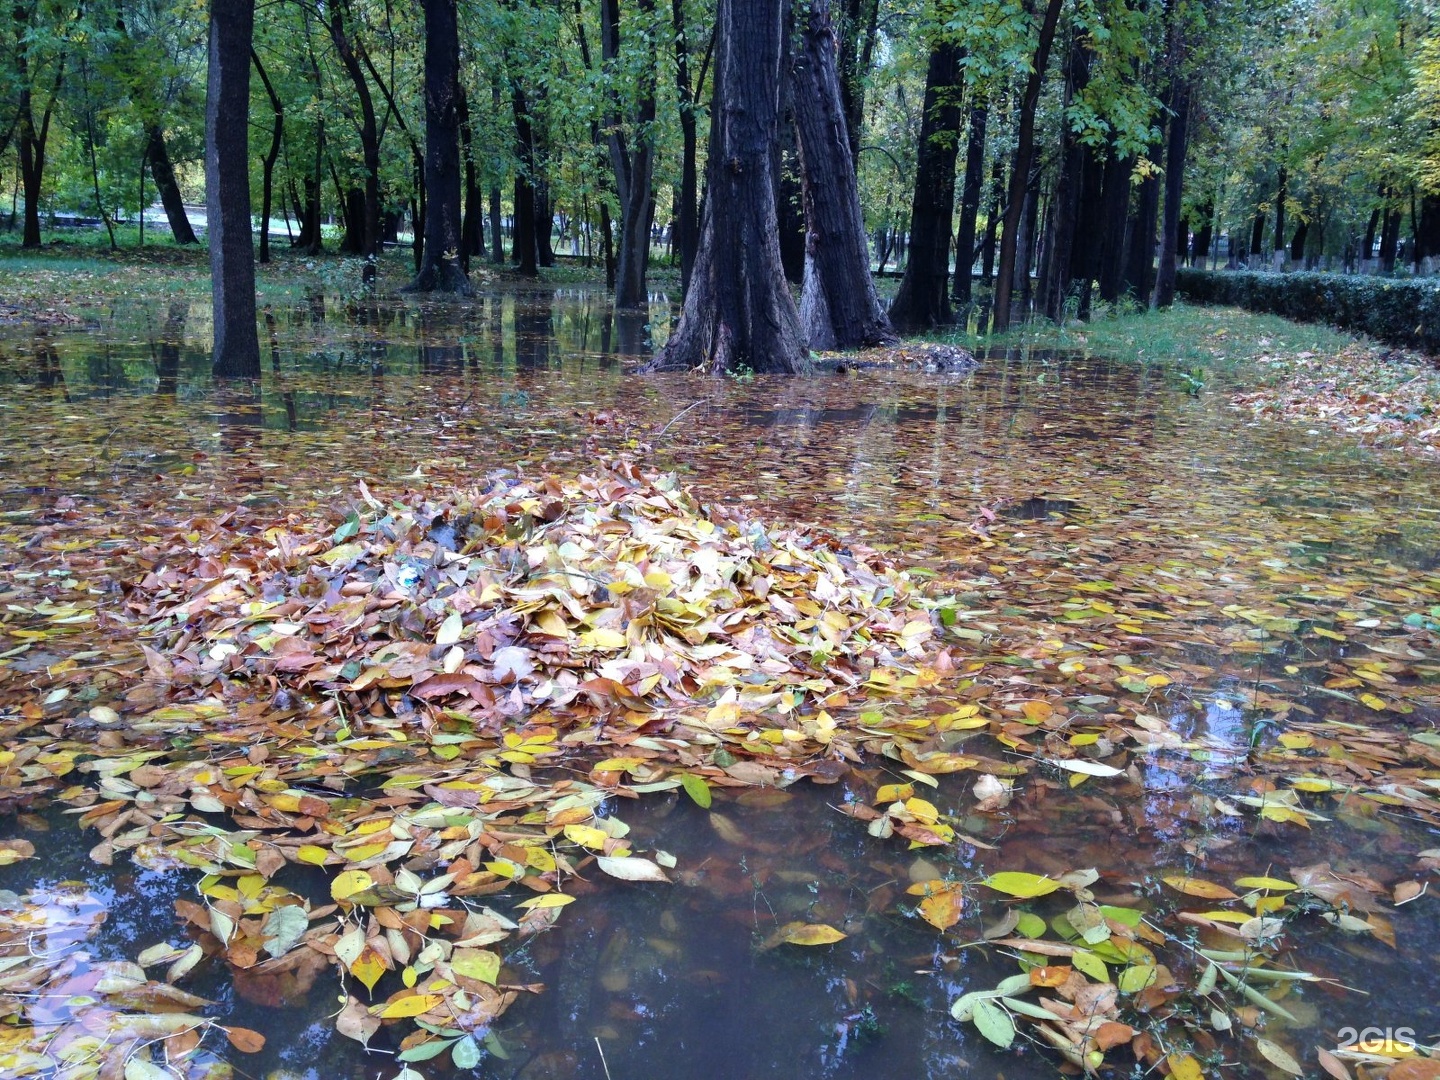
127, 458, 938, 728
1230, 344, 1440, 456
0, 882, 264, 1079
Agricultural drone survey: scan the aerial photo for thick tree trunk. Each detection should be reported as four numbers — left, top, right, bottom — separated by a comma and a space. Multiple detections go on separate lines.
1249, 210, 1265, 258
792, 0, 895, 349
1153, 79, 1190, 309
992, 0, 1064, 329
646, 0, 806, 374
146, 125, 199, 244
407, 0, 471, 293
1040, 35, 1088, 321
207, 0, 260, 378
510, 85, 539, 275
1096, 150, 1130, 303
887, 40, 964, 333
953, 101, 987, 306
1124, 150, 1161, 301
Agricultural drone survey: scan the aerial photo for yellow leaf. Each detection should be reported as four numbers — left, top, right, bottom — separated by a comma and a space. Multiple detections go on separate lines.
767, 922, 847, 947
450, 949, 501, 984
1162, 875, 1239, 901
1233, 876, 1296, 892
580, 628, 628, 650
1359, 693, 1387, 711
1277, 734, 1313, 750
331, 870, 375, 902
350, 945, 386, 992
296, 845, 329, 866
515, 893, 576, 910
1167, 1053, 1204, 1080
982, 872, 1061, 898
919, 886, 966, 931
1021, 700, 1053, 723
375, 993, 445, 1018
875, 783, 914, 804
563, 824, 611, 849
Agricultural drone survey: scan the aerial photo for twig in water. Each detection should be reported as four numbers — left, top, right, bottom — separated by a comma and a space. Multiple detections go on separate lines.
655, 397, 711, 438
595, 1036, 614, 1080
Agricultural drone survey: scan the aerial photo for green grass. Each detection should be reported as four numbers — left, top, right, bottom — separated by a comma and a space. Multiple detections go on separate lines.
931, 301, 1364, 376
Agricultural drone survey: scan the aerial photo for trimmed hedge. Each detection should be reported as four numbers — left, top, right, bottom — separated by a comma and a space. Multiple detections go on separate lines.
1175, 268, 1440, 354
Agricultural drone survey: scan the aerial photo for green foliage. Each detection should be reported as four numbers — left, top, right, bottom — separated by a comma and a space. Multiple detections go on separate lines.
1177, 268, 1440, 353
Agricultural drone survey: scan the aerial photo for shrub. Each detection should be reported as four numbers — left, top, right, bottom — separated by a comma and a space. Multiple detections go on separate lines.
1176, 269, 1440, 354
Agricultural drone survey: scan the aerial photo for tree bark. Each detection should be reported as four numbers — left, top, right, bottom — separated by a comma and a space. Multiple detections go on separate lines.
510, 83, 540, 275
1273, 164, 1287, 269
146, 125, 199, 244
1096, 149, 1130, 303
646, 0, 806, 374
836, 0, 879, 162
603, 0, 658, 309
14, 2, 66, 250
992, 0, 1064, 329
1153, 79, 1190, 309
887, 40, 964, 333
952, 100, 987, 306
207, 0, 260, 378
326, 8, 381, 275
250, 49, 283, 263
670, 0, 705, 295
792, 0, 895, 349
407, 0, 471, 293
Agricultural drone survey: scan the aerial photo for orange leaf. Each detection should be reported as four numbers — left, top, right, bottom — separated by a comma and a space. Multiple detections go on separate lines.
223, 1027, 267, 1053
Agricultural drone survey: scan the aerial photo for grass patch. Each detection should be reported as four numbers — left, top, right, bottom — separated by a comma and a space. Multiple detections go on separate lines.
930, 301, 1364, 377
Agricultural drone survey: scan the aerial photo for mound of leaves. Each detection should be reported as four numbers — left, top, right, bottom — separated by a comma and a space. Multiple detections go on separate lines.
130, 459, 939, 730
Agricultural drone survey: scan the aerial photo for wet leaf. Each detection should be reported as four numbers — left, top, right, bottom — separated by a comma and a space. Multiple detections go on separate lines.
376, 993, 446, 1019
970, 998, 1015, 1049
1162, 875, 1239, 900
681, 773, 712, 809
596, 856, 671, 883
765, 922, 846, 947
982, 871, 1062, 898
1255, 1037, 1304, 1076
224, 1026, 267, 1053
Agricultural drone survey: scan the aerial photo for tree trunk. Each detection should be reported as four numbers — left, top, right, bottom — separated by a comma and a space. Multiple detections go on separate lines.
407, 0, 471, 293
146, 125, 199, 244
953, 101, 987, 306
887, 40, 964, 333
250, 49, 283, 263
1097, 149, 1130, 303
327, 9, 381, 274
792, 0, 895, 349
836, 0, 879, 162
1249, 211, 1265, 258
1380, 195, 1402, 273
1273, 164, 1288, 269
460, 88, 483, 270
777, 111, 806, 284
510, 84, 539, 275
14, 5, 65, 251
1040, 34, 1088, 321
646, 0, 806, 374
603, 0, 658, 309
1124, 148, 1160, 301
207, 0, 260, 378
1153, 79, 1190, 309
992, 0, 1064, 330
670, 0, 703, 295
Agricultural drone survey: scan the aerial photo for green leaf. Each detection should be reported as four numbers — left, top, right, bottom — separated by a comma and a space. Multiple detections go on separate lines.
451, 1035, 482, 1069
399, 1037, 457, 1062
970, 998, 1016, 1048
681, 773, 712, 809
262, 905, 309, 958
1015, 912, 1047, 938
1072, 949, 1109, 982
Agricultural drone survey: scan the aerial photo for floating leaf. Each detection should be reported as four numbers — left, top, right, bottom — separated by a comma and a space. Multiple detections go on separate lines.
331, 870, 375, 902
970, 998, 1016, 1049
376, 993, 446, 1019
1162, 875, 1239, 901
450, 949, 501, 985
766, 922, 846, 947
681, 773, 712, 809
596, 856, 671, 883
1255, 1038, 1304, 1076
224, 1027, 267, 1053
982, 871, 1061, 898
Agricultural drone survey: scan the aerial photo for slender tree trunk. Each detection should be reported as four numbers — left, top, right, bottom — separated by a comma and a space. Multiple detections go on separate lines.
15, 21, 65, 250
460, 88, 483, 269
146, 125, 199, 244
670, 0, 703, 295
208, 0, 260, 378
836, 0, 879, 162
604, 0, 658, 309
408, 0, 471, 293
327, 10, 381, 276
250, 49, 283, 263
1097, 149, 1130, 303
646, 0, 806, 374
1153, 79, 1190, 308
887, 40, 964, 332
992, 0, 1064, 329
952, 101, 987, 305
792, 0, 895, 349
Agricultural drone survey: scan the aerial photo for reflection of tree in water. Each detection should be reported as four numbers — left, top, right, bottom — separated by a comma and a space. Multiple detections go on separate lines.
32, 332, 69, 401
213, 383, 263, 469
154, 302, 189, 397
417, 305, 465, 376
515, 291, 555, 374
612, 308, 651, 360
